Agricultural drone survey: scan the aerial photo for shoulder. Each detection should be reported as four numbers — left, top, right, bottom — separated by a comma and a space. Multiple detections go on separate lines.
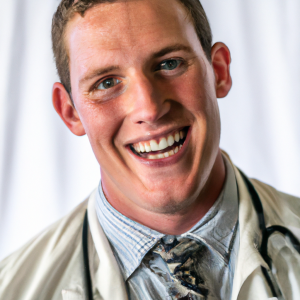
0, 198, 89, 300
222, 151, 300, 229
250, 178, 300, 234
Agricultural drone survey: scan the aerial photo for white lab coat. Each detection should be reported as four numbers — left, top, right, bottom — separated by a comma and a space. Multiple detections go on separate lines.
1, 157, 300, 300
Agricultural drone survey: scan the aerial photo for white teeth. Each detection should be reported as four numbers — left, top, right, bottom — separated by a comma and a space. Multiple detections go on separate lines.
150, 140, 159, 151
158, 138, 168, 150
132, 128, 187, 156
139, 143, 145, 152
180, 131, 184, 139
145, 143, 151, 152
149, 153, 167, 159
147, 145, 184, 160
167, 135, 174, 147
138, 142, 184, 160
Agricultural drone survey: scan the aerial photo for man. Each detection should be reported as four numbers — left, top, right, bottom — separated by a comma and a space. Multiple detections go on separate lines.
1, 0, 300, 299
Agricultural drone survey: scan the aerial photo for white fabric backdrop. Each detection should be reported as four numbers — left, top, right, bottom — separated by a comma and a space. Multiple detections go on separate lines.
0, 0, 299, 260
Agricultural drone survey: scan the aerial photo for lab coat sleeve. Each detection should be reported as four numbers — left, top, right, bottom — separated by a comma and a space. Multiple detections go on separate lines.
0, 200, 88, 300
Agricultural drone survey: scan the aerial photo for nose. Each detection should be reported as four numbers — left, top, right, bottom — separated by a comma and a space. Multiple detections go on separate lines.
128, 74, 171, 125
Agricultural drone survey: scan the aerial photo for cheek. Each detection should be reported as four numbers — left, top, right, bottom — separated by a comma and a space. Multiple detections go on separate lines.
170, 70, 214, 117
170, 68, 220, 147
76, 98, 126, 149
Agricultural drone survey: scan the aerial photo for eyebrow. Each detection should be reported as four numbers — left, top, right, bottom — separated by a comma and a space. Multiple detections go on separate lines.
79, 44, 192, 86
151, 43, 193, 60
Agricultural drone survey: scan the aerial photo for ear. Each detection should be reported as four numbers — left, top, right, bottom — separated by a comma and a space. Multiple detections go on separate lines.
52, 82, 86, 136
211, 42, 232, 98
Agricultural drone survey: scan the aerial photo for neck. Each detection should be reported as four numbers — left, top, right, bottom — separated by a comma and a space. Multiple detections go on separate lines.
102, 150, 226, 235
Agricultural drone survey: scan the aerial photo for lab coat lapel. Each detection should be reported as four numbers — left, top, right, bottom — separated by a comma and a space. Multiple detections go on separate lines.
87, 191, 128, 300
229, 160, 269, 300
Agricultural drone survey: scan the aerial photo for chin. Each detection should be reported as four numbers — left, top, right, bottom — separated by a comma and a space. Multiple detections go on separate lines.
136, 185, 198, 214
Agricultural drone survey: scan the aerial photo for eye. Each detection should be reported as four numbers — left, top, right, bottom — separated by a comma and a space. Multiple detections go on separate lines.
97, 78, 121, 90
159, 59, 181, 71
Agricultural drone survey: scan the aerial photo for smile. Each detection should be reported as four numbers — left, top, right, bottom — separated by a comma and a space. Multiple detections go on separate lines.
130, 127, 189, 160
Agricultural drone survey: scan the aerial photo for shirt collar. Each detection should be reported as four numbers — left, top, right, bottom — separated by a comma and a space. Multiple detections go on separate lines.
95, 186, 164, 278
96, 155, 238, 280
187, 156, 239, 260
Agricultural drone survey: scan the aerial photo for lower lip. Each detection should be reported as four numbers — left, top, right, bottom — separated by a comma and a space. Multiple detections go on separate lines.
128, 127, 192, 166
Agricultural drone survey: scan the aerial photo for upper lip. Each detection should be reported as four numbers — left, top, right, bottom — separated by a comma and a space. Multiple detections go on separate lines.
125, 125, 189, 146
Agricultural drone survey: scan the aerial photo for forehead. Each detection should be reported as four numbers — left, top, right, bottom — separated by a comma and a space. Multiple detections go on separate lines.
66, 0, 196, 64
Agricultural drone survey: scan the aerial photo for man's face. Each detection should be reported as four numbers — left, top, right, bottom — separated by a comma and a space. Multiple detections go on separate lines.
65, 0, 223, 214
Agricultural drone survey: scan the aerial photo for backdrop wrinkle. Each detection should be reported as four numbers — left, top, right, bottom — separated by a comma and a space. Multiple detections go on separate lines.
0, 0, 26, 229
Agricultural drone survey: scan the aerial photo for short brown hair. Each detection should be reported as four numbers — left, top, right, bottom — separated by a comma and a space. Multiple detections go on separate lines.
51, 0, 212, 93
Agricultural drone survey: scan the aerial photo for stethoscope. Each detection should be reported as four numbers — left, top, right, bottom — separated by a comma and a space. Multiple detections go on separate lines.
238, 170, 300, 300
82, 170, 300, 300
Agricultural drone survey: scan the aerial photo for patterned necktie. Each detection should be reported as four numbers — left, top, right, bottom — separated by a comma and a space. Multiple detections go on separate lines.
143, 234, 232, 300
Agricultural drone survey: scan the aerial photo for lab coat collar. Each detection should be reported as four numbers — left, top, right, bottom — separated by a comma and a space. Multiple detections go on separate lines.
226, 155, 269, 300
87, 190, 128, 300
